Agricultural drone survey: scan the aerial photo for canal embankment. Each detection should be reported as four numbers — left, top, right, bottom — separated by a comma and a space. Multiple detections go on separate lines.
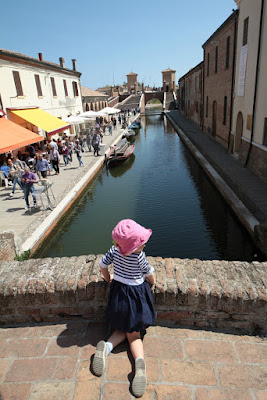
166, 110, 267, 257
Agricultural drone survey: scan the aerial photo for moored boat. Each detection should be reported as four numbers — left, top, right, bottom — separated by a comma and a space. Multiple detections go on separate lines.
105, 138, 135, 167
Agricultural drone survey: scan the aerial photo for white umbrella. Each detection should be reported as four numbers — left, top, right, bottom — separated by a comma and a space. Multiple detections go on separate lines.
64, 116, 86, 124
80, 110, 99, 119
100, 107, 121, 115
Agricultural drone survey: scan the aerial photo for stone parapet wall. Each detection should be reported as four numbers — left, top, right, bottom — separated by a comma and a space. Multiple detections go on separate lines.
0, 256, 266, 334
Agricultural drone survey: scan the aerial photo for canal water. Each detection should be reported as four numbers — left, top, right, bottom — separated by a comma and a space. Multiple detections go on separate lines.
36, 114, 263, 261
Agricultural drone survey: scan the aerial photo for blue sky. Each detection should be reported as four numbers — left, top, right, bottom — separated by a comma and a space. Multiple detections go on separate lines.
2, 0, 236, 89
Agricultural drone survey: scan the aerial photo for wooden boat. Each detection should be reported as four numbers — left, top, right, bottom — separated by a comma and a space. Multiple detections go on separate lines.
124, 129, 136, 138
106, 138, 135, 167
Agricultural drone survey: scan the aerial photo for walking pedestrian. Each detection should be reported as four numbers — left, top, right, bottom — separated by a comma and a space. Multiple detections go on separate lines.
92, 219, 156, 398
92, 131, 101, 156
108, 122, 112, 136
75, 140, 84, 168
62, 144, 70, 166
36, 153, 50, 178
49, 146, 60, 175
7, 159, 24, 197
21, 167, 37, 210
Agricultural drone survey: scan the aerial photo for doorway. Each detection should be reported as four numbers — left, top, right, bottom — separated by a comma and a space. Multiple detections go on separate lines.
234, 112, 243, 153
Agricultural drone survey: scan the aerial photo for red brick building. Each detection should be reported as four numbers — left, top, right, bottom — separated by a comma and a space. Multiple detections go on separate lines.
202, 11, 238, 149
178, 62, 203, 127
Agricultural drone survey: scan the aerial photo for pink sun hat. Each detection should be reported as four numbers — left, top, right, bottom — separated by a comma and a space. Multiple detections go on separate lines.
112, 219, 152, 256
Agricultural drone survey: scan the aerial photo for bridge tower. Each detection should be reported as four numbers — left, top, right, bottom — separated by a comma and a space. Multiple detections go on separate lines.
162, 68, 176, 92
127, 72, 138, 94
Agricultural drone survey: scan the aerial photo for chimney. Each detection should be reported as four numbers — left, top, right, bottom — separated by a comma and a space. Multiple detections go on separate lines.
59, 57, 65, 68
72, 59, 77, 71
38, 53, 43, 61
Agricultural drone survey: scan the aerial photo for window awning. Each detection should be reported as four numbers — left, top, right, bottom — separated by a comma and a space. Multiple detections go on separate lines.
0, 118, 44, 153
10, 108, 70, 135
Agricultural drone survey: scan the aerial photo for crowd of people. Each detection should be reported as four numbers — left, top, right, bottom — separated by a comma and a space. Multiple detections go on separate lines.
0, 111, 132, 210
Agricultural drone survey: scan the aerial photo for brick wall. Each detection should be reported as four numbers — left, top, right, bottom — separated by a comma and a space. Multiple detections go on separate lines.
0, 255, 266, 334
0, 232, 17, 261
238, 140, 267, 185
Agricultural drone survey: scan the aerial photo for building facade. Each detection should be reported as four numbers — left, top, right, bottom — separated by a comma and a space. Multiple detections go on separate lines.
0, 49, 83, 134
232, 0, 267, 183
81, 87, 108, 112
202, 11, 238, 149
178, 62, 203, 126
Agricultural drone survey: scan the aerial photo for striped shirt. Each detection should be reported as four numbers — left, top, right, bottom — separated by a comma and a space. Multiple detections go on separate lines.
99, 245, 154, 286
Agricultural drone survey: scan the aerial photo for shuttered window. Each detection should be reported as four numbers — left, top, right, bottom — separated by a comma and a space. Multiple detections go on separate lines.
223, 96, 227, 125
243, 17, 249, 46
206, 96, 209, 117
207, 53, 210, 76
215, 46, 218, 73
35, 74, 43, 97
72, 81, 79, 97
63, 80, 68, 97
226, 36, 230, 69
50, 77, 57, 96
12, 71, 23, 96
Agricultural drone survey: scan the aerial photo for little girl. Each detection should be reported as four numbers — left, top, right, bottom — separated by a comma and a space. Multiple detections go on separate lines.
92, 219, 156, 398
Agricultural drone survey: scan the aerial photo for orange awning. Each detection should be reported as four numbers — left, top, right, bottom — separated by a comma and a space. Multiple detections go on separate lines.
0, 118, 44, 153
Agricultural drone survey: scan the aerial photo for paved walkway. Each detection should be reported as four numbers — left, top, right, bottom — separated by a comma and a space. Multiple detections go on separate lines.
0, 321, 266, 400
0, 117, 136, 246
168, 111, 267, 225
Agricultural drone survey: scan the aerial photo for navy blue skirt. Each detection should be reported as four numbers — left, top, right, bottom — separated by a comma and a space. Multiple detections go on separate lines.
106, 280, 157, 333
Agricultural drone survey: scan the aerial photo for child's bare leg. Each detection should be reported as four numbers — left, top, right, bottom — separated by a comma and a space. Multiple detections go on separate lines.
108, 329, 127, 348
126, 331, 144, 359
92, 330, 126, 376
127, 331, 146, 397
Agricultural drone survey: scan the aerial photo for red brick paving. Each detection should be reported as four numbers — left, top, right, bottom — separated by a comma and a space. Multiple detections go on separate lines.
0, 321, 266, 399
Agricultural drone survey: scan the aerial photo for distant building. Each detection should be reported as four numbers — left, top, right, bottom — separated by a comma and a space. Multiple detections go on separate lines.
178, 62, 203, 126
81, 86, 108, 111
202, 11, 238, 149
162, 68, 176, 92
127, 72, 138, 94
0, 49, 83, 136
231, 0, 267, 183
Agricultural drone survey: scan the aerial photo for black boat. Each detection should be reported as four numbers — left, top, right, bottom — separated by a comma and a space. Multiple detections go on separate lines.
105, 138, 135, 167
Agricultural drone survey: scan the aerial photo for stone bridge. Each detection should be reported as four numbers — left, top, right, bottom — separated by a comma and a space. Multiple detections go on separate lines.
144, 91, 164, 106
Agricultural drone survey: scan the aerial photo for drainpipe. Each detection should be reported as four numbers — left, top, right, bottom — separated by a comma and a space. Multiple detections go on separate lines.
201, 50, 205, 130
228, 10, 238, 151
245, 0, 265, 166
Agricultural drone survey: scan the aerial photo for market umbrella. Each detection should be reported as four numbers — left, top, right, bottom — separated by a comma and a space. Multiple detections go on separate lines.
64, 116, 86, 124
80, 111, 99, 119
99, 107, 121, 115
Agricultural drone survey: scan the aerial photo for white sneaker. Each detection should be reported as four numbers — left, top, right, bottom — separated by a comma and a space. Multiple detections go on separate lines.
25, 205, 29, 211
9, 193, 14, 197
34, 203, 37, 208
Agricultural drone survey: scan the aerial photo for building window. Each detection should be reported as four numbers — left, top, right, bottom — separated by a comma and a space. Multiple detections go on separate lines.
223, 96, 227, 125
243, 17, 249, 46
188, 100, 190, 112
34, 74, 43, 97
207, 53, 210, 76
50, 77, 57, 96
206, 96, 209, 117
263, 118, 267, 146
12, 71, 23, 96
226, 36, 230, 69
215, 46, 218, 73
63, 79, 68, 97
72, 81, 79, 97
196, 100, 199, 113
